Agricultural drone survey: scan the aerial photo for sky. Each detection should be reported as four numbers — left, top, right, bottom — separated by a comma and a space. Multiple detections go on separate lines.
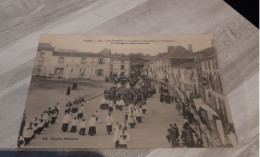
39, 34, 214, 56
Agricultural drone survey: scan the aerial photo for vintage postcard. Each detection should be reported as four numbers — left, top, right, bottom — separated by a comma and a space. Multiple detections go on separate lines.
17, 34, 238, 149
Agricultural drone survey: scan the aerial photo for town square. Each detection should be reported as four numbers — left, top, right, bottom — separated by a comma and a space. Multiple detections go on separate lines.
17, 35, 238, 148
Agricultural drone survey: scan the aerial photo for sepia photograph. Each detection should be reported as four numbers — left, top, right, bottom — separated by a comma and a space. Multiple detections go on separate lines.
17, 34, 238, 149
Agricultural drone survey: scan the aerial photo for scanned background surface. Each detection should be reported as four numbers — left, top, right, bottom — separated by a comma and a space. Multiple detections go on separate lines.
0, 0, 258, 156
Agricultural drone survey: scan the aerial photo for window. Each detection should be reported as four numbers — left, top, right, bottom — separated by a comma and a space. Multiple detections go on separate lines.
38, 60, 44, 66
98, 58, 105, 64
208, 61, 211, 69
39, 52, 45, 58
58, 57, 64, 63
121, 65, 125, 70
215, 59, 218, 69
81, 58, 86, 64
80, 68, 85, 76
37, 68, 41, 72
54, 68, 64, 75
96, 69, 104, 76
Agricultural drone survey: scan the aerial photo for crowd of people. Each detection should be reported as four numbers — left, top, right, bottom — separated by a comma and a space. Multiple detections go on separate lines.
52, 71, 156, 148
166, 121, 203, 148
98, 72, 156, 148
17, 104, 60, 148
160, 82, 206, 148
19, 70, 207, 148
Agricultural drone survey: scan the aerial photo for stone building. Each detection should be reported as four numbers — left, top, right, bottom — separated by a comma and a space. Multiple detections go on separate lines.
33, 43, 130, 81
110, 56, 131, 77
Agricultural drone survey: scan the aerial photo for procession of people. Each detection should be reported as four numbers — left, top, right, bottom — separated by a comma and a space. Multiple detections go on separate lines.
17, 104, 60, 148
18, 69, 208, 148
97, 71, 156, 147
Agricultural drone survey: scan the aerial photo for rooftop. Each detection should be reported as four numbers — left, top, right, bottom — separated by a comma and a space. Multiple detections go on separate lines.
165, 46, 194, 59
53, 50, 110, 58
38, 42, 54, 51
195, 47, 217, 60
173, 62, 199, 69
152, 45, 194, 60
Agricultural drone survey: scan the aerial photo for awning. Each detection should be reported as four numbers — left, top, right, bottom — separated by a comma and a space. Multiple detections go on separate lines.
193, 98, 219, 118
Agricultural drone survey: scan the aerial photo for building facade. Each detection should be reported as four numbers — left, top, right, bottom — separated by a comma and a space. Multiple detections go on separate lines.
110, 56, 131, 77
143, 43, 236, 146
33, 43, 130, 81
195, 46, 233, 131
144, 45, 194, 82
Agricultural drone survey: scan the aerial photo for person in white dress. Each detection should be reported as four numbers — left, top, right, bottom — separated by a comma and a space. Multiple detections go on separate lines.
77, 104, 84, 119
31, 122, 38, 139
128, 111, 136, 128
23, 123, 34, 146
106, 113, 114, 135
113, 123, 122, 148
125, 82, 130, 89
117, 82, 122, 88
79, 118, 87, 135
88, 115, 96, 136
50, 108, 58, 124
118, 98, 125, 111
70, 117, 78, 133
37, 115, 44, 134
118, 127, 130, 148
94, 110, 100, 123
141, 104, 147, 114
61, 113, 71, 132
124, 107, 129, 121
134, 106, 143, 123
108, 100, 114, 112
100, 97, 107, 109
43, 111, 49, 128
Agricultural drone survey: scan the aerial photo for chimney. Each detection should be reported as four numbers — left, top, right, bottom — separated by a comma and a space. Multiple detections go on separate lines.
188, 44, 193, 53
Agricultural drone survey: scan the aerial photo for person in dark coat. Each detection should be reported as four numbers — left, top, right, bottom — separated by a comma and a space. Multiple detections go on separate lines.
172, 123, 179, 139
75, 83, 78, 89
195, 134, 203, 147
186, 133, 195, 147
181, 129, 187, 147
66, 86, 71, 95
167, 124, 173, 144
181, 103, 186, 116
19, 113, 26, 136
176, 102, 181, 115
183, 121, 190, 130
186, 110, 194, 124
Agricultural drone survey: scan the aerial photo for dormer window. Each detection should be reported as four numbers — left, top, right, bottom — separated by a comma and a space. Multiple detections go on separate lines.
99, 58, 105, 64
58, 57, 64, 63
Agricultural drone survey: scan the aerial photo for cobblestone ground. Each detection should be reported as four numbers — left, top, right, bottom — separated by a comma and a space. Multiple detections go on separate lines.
22, 80, 187, 148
